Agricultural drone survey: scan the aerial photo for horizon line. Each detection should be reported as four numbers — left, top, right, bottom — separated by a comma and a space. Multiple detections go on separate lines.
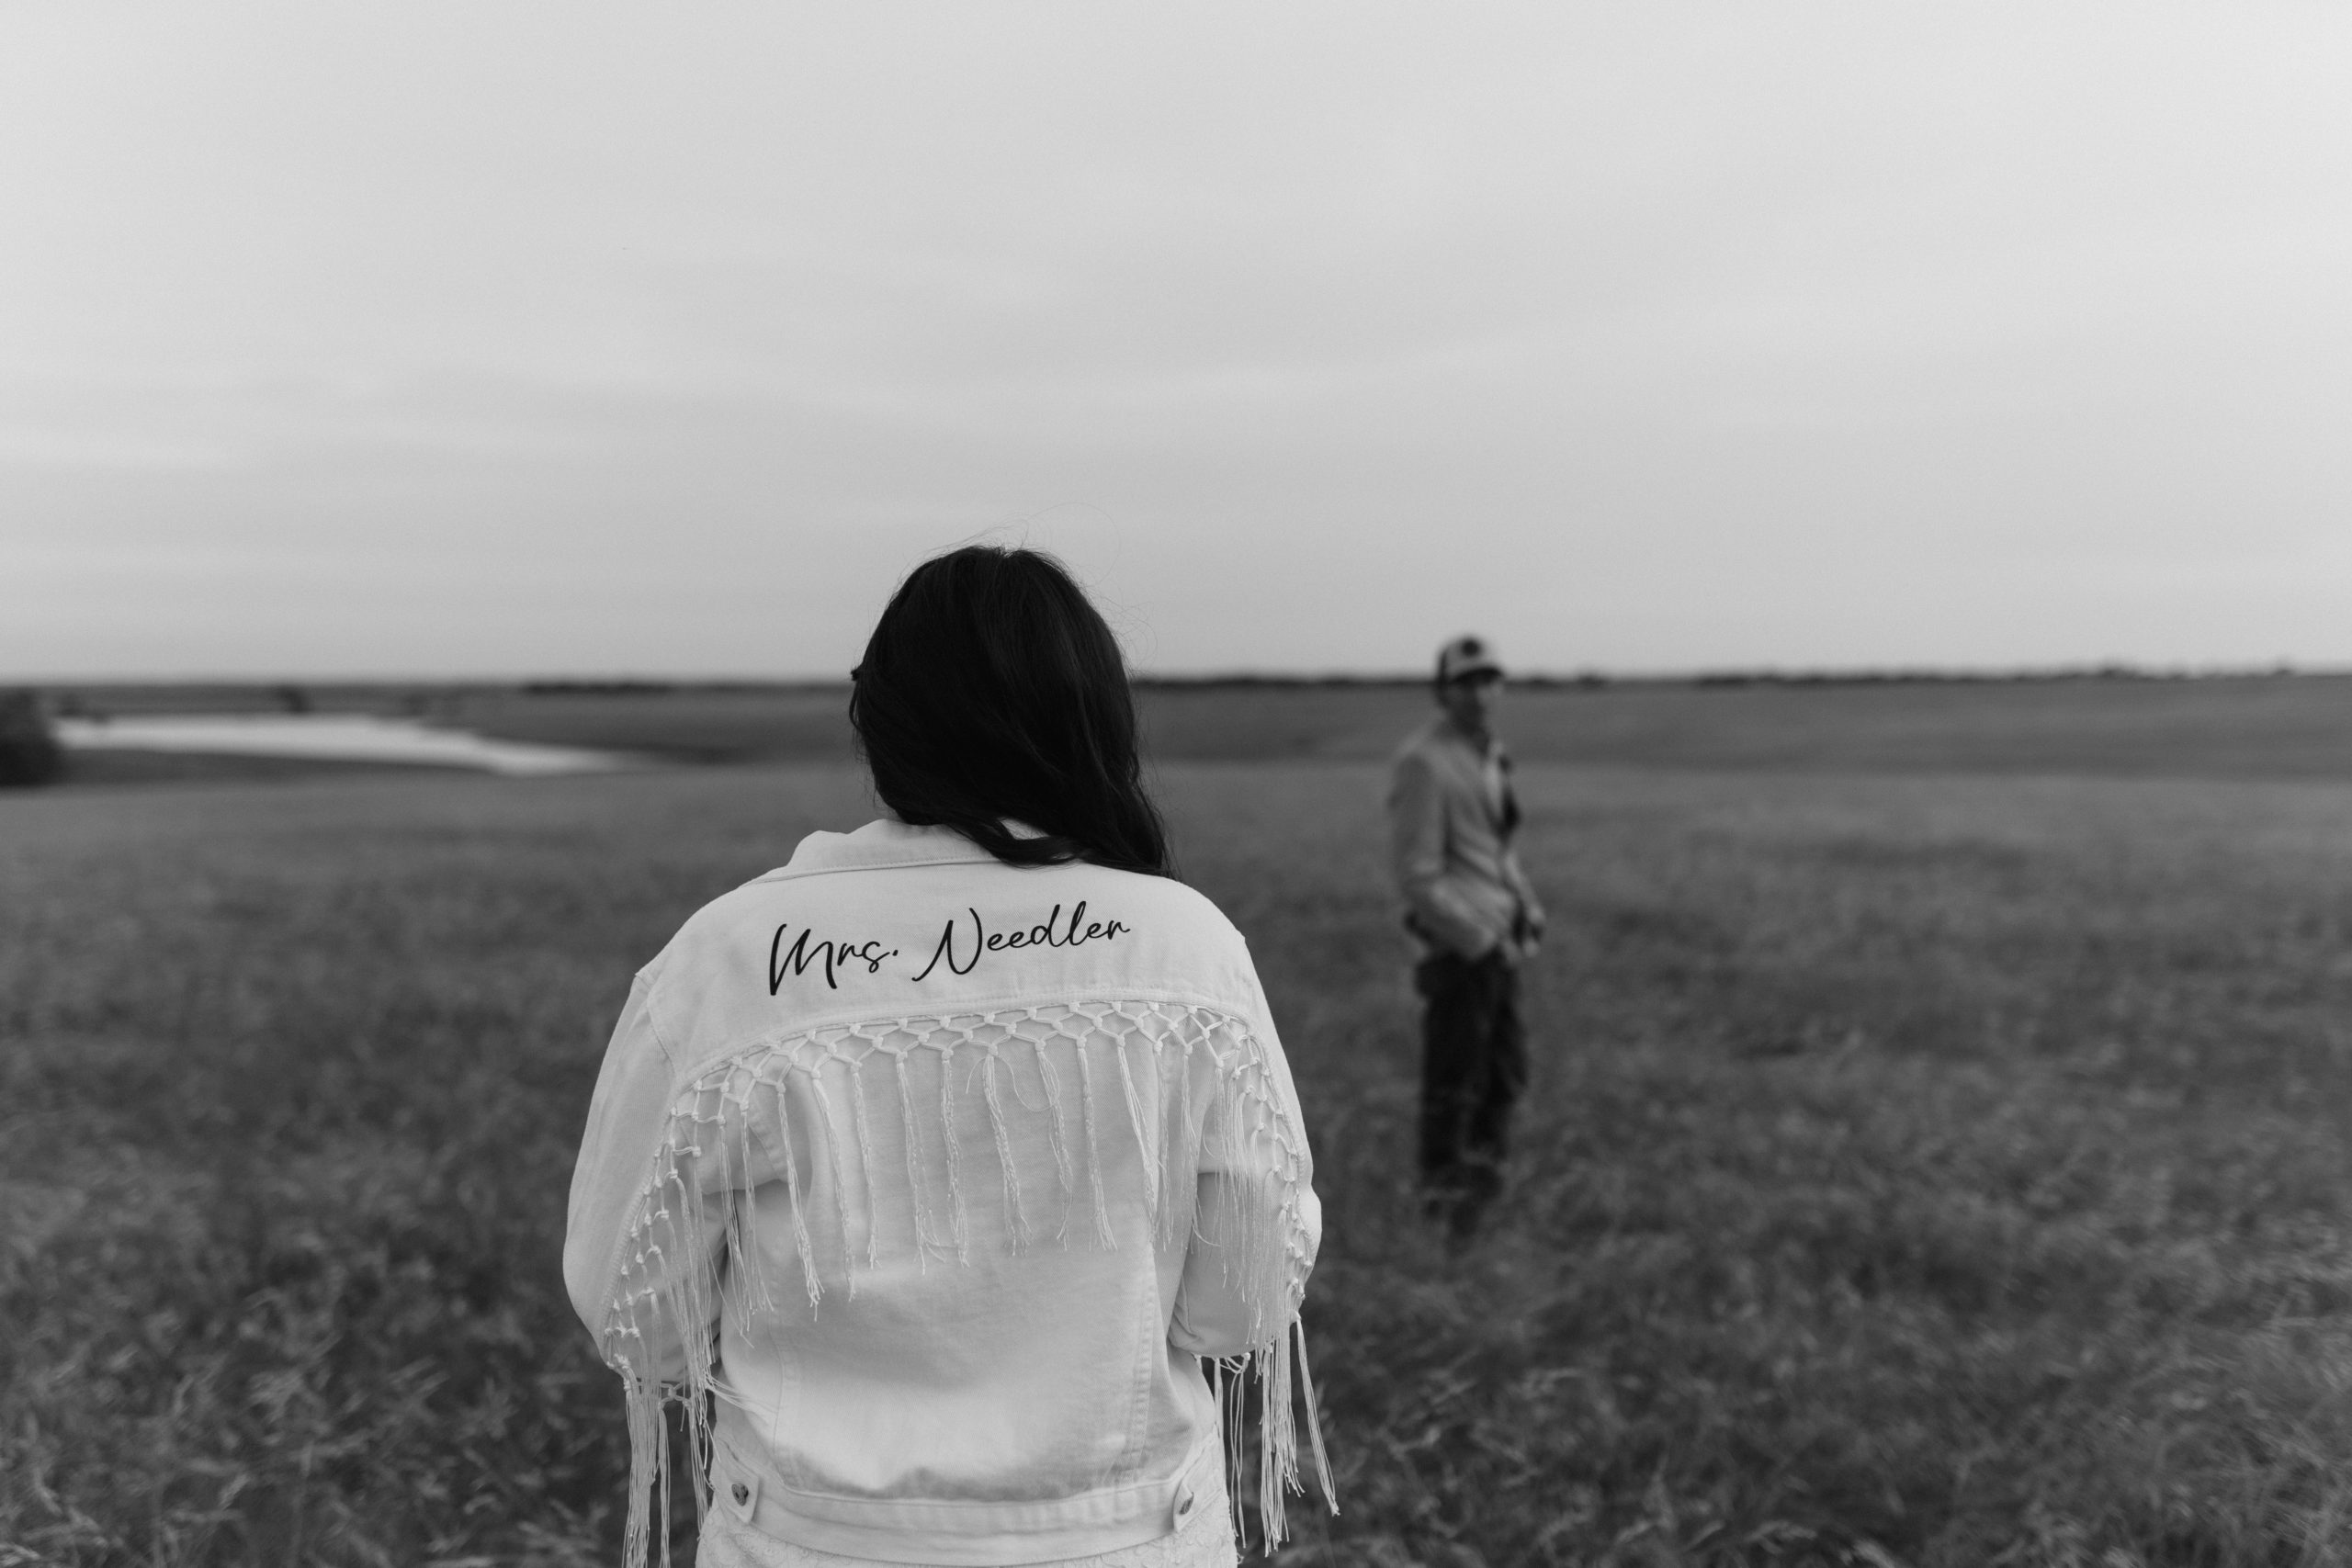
10, 660, 2342, 690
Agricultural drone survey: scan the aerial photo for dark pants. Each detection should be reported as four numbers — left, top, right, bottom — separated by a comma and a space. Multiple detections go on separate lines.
1415, 950, 1527, 1230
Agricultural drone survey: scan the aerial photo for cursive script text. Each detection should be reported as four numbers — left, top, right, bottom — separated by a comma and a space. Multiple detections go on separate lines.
910, 901, 1128, 984
769, 923, 901, 993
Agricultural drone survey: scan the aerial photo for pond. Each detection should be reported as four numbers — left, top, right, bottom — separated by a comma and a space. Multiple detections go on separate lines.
52, 714, 628, 777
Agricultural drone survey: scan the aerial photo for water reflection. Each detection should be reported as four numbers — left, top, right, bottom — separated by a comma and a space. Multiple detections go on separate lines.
54, 714, 626, 776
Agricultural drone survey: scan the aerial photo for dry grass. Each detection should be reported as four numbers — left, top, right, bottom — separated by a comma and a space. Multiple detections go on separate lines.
5, 759, 2351, 1565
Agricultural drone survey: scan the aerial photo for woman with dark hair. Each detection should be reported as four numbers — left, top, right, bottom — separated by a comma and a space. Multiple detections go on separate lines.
565, 547, 1329, 1568
849, 546, 1170, 876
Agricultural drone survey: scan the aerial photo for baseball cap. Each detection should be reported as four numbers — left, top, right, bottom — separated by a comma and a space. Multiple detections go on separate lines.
1435, 636, 1503, 684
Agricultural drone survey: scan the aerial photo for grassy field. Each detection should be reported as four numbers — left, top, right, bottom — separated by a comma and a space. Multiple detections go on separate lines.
6, 744, 2352, 1564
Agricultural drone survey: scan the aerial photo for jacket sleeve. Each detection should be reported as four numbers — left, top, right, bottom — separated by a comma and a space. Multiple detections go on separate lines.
564, 971, 722, 1388
1387, 750, 1501, 958
1169, 991, 1321, 1359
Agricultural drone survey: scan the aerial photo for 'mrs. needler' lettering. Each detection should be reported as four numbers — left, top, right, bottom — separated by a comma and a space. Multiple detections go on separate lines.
769, 923, 899, 993
911, 902, 1127, 983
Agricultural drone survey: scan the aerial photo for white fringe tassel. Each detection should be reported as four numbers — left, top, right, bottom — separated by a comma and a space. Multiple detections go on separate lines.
594, 1003, 1336, 1568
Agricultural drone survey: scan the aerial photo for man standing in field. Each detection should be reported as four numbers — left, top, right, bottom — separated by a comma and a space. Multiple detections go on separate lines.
1388, 635, 1545, 1243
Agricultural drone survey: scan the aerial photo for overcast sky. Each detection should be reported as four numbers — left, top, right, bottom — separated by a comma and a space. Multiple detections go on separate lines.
5, 2, 2346, 679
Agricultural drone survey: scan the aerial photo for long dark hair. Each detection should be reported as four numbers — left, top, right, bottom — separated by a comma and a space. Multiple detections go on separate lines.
849, 546, 1173, 876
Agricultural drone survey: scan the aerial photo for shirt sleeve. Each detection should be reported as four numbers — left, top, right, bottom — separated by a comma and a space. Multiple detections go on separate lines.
1387, 750, 1501, 958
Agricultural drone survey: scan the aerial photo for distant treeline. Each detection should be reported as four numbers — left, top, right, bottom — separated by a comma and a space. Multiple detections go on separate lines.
519, 679, 856, 695
1679, 662, 2312, 689
521, 679, 684, 696
0, 690, 63, 786
1136, 663, 2321, 691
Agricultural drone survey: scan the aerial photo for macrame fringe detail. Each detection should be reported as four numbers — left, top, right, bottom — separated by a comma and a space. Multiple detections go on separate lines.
1206, 1319, 1339, 1558
595, 1002, 1331, 1568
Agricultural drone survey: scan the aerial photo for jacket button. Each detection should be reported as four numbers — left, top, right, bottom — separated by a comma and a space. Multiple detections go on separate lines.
731, 1481, 750, 1506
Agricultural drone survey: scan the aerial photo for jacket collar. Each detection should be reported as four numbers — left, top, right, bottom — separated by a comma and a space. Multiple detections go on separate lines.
756, 818, 999, 884
755, 818, 1060, 884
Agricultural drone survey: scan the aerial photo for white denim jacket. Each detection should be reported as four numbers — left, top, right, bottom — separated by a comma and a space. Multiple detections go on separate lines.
564, 821, 1329, 1568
